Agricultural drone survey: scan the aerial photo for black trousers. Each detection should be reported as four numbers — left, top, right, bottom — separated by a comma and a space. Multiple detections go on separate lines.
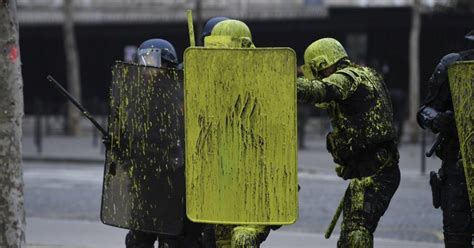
125, 219, 205, 248
439, 159, 473, 248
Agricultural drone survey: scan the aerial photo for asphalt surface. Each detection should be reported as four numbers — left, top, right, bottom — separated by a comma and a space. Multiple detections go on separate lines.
23, 158, 444, 244
21, 123, 445, 246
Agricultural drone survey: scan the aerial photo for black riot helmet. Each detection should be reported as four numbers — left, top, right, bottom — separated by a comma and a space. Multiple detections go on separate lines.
137, 39, 179, 68
200, 16, 229, 43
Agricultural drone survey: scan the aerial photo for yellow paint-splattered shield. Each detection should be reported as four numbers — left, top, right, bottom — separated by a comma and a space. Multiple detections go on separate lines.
448, 61, 474, 210
184, 48, 298, 225
101, 62, 186, 235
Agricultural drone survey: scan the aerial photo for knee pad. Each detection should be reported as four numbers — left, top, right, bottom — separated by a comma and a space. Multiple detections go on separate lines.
231, 226, 258, 248
346, 228, 373, 248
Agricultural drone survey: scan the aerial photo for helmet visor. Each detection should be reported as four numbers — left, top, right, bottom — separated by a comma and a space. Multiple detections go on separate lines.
204, 35, 238, 48
204, 35, 254, 48
137, 48, 162, 68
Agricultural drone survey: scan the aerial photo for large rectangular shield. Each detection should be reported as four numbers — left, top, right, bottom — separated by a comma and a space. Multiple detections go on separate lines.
184, 48, 298, 225
101, 62, 185, 235
448, 61, 474, 210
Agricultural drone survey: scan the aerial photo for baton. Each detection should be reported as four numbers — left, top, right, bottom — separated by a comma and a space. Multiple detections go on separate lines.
325, 190, 346, 239
46, 75, 108, 137
187, 9, 196, 47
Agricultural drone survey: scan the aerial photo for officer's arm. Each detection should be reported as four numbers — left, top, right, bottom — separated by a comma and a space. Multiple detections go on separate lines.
297, 72, 357, 104
417, 105, 440, 130
417, 89, 454, 134
417, 53, 458, 131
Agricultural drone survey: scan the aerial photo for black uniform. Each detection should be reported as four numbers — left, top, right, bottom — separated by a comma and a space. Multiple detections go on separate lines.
124, 39, 216, 248
417, 49, 474, 248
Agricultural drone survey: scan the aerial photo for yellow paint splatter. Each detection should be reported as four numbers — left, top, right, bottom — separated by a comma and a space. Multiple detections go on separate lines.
448, 61, 474, 209
184, 48, 298, 225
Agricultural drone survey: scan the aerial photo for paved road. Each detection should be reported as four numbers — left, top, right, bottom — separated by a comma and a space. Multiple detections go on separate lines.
22, 127, 445, 245
26, 217, 443, 248
23, 159, 444, 245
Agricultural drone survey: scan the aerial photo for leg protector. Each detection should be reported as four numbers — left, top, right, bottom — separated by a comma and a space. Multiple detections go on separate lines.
347, 228, 373, 248
337, 227, 373, 248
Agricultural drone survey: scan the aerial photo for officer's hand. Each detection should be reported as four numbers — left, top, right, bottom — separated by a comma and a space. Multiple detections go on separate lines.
432, 110, 454, 133
335, 164, 351, 180
335, 164, 344, 178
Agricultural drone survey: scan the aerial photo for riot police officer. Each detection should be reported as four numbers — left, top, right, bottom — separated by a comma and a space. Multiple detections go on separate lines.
201, 19, 271, 248
417, 30, 474, 248
297, 38, 400, 247
135, 39, 179, 68
200, 16, 229, 45
125, 38, 204, 248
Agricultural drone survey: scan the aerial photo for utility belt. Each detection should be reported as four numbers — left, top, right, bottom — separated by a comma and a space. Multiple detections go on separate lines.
327, 133, 398, 179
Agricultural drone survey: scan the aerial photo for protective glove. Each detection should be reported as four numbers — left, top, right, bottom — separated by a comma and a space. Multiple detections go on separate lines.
335, 164, 345, 178
335, 164, 352, 180
432, 110, 454, 133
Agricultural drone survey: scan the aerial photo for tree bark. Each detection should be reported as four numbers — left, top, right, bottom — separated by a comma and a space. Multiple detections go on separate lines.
407, 0, 421, 142
63, 0, 81, 135
0, 0, 26, 247
195, 0, 203, 45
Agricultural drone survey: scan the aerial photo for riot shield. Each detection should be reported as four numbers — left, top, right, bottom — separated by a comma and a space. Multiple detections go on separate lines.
448, 61, 474, 210
101, 62, 185, 235
184, 48, 298, 225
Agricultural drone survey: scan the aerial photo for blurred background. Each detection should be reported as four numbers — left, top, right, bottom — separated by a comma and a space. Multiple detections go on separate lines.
18, 0, 473, 247
19, 0, 473, 140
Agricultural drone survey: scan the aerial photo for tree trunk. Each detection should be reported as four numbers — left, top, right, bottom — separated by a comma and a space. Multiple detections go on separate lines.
0, 0, 26, 247
63, 0, 81, 135
195, 0, 203, 45
407, 0, 421, 142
